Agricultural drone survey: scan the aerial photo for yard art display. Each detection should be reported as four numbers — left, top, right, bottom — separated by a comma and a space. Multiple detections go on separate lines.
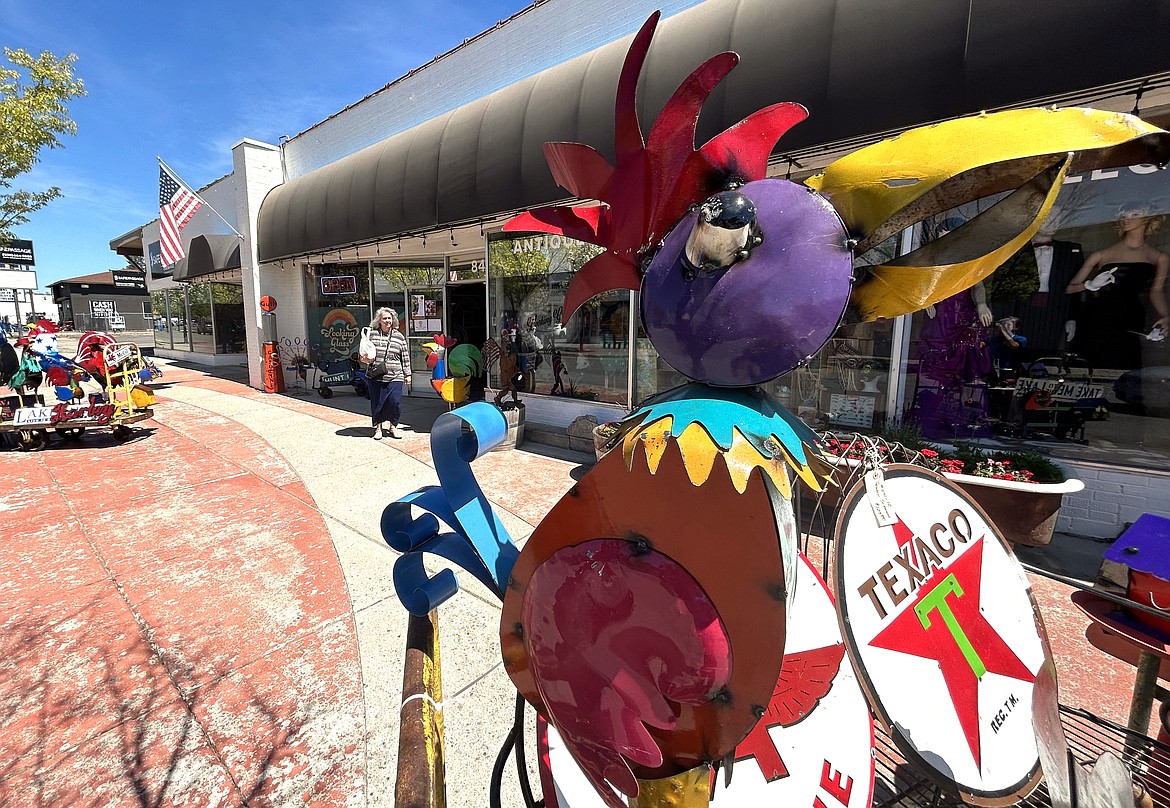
380, 9, 1170, 808
2, 322, 158, 448
422, 334, 482, 404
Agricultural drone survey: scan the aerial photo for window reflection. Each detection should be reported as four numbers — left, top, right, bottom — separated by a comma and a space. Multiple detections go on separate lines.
487, 236, 632, 405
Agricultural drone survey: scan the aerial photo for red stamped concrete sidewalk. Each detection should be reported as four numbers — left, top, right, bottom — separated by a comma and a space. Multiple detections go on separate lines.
0, 407, 363, 804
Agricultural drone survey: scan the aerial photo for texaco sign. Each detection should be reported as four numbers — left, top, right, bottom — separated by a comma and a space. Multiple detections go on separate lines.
833, 465, 1045, 806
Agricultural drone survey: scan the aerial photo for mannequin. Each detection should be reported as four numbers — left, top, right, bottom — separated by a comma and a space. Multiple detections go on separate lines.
1066, 207, 1169, 369
913, 281, 994, 437
920, 281, 994, 381
991, 235, 1083, 356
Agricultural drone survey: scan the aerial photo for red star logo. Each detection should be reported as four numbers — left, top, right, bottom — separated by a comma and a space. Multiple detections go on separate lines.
868, 536, 1035, 770
892, 517, 917, 568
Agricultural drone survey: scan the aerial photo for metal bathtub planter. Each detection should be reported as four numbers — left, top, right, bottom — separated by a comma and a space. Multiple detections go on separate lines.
942, 471, 1085, 547
813, 456, 1083, 548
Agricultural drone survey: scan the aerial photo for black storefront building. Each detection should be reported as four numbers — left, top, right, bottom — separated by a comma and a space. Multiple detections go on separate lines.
49, 270, 151, 332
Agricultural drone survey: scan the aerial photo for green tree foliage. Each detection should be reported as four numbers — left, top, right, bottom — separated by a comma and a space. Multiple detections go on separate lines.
0, 47, 86, 243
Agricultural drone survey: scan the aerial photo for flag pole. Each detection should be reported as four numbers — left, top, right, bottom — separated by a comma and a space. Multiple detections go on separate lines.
157, 156, 245, 240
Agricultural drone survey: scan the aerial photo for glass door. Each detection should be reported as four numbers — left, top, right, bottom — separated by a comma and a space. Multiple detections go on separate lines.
405, 286, 446, 387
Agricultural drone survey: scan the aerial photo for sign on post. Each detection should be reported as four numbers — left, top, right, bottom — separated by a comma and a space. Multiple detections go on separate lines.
0, 269, 37, 290
0, 239, 35, 265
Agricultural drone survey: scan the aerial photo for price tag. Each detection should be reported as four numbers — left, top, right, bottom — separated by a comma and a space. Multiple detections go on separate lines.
864, 467, 896, 527
105, 345, 133, 367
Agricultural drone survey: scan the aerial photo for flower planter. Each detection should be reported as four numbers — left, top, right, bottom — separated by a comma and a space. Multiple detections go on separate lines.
942, 472, 1084, 547
810, 454, 1083, 548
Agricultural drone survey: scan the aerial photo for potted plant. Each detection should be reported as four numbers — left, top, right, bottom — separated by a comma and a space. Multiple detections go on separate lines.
816, 429, 1083, 547
928, 446, 1083, 547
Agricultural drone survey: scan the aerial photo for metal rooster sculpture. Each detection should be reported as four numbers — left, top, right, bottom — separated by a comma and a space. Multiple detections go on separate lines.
422, 334, 482, 404
383, 11, 1170, 808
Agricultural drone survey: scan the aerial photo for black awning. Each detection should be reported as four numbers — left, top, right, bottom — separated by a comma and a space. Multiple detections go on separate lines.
258, 0, 1170, 263
174, 235, 242, 282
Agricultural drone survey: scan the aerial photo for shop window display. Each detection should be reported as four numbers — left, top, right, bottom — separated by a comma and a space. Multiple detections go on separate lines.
487, 235, 630, 405
306, 263, 369, 365
904, 161, 1170, 467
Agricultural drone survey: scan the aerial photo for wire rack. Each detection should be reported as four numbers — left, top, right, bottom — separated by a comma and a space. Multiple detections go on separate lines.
871, 701, 1170, 807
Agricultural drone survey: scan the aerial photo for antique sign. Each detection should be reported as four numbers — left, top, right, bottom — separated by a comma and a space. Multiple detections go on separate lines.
833, 465, 1045, 806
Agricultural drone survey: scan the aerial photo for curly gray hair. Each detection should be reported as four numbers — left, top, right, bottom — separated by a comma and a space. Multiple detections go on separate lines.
370, 307, 399, 330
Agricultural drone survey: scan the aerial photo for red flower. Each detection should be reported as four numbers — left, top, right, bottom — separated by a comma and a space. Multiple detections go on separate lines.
920, 448, 938, 458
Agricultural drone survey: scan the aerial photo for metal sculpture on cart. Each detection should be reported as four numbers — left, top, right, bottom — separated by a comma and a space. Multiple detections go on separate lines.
2, 321, 157, 449
380, 10, 1170, 808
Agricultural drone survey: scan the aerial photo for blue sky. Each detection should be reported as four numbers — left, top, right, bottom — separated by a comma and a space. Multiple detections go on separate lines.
3, 0, 532, 289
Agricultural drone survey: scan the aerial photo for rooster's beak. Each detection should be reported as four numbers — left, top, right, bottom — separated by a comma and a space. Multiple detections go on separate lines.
806, 108, 1170, 321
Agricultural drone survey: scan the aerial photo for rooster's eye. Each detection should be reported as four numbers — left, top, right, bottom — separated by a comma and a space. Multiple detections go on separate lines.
682, 191, 759, 275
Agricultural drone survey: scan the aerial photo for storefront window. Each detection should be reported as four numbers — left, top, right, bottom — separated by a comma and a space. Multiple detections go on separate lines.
306, 263, 369, 365
901, 161, 1170, 468
150, 289, 172, 349
487, 235, 627, 405
187, 282, 214, 353
211, 283, 245, 354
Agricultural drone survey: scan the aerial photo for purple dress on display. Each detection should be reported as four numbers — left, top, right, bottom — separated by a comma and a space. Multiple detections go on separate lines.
913, 291, 992, 437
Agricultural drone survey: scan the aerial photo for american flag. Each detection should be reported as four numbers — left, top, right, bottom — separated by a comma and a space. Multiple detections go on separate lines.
158, 164, 203, 266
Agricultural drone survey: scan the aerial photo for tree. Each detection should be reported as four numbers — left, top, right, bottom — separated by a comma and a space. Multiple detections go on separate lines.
0, 47, 86, 244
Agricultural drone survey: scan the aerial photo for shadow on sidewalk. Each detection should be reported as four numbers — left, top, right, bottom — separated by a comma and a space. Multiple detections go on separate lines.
0, 596, 324, 805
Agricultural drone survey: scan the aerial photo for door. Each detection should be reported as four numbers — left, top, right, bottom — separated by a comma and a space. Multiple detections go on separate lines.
405, 286, 445, 387
446, 281, 487, 400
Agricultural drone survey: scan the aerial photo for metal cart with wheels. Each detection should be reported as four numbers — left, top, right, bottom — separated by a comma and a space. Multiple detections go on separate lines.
0, 342, 157, 450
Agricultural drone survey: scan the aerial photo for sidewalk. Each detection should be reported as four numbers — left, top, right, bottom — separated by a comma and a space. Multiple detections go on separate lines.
0, 353, 1156, 805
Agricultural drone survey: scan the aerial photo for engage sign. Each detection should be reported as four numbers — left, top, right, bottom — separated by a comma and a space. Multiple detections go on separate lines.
112, 270, 147, 290
834, 465, 1046, 806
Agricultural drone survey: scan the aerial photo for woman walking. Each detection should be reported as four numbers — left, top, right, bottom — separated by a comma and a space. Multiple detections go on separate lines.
361, 307, 412, 439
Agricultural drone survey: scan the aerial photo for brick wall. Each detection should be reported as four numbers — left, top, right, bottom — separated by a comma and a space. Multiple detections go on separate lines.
1056, 460, 1170, 540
